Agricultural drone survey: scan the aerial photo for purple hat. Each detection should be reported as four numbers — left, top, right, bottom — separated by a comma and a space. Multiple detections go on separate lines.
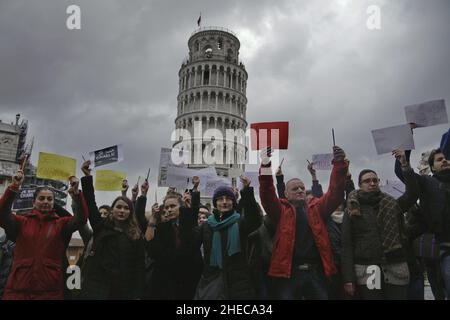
212, 186, 237, 208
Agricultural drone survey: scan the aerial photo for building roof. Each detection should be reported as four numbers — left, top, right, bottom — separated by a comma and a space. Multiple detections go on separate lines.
0, 121, 19, 134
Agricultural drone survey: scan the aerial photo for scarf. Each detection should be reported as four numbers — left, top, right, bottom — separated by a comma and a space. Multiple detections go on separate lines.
434, 169, 450, 184
207, 211, 241, 268
347, 190, 403, 253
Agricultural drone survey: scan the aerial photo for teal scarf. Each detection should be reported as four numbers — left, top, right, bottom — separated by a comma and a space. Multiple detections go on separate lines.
207, 211, 241, 268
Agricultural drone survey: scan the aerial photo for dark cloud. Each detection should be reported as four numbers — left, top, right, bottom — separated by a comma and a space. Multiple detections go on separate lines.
1, 0, 449, 205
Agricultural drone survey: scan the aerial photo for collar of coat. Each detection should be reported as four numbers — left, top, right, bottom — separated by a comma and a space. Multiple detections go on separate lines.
25, 208, 59, 220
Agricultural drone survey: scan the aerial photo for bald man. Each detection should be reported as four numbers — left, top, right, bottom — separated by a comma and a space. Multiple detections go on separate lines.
259, 146, 348, 300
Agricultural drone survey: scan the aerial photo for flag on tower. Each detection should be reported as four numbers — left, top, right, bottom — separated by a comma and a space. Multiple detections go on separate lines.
197, 13, 201, 27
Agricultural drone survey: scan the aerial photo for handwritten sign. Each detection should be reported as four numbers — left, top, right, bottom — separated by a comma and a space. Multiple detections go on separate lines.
95, 170, 127, 191
371, 124, 415, 155
405, 99, 448, 128
36, 152, 76, 181
312, 153, 334, 170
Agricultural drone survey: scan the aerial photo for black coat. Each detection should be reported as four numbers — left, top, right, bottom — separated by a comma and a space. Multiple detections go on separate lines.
195, 186, 262, 300
145, 191, 202, 300
79, 175, 145, 300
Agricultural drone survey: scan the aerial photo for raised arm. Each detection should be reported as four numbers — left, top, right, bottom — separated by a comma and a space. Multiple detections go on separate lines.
80, 160, 103, 230
258, 147, 282, 226
238, 175, 263, 236
135, 179, 149, 234
308, 161, 324, 198
314, 146, 348, 219
275, 166, 286, 199
64, 176, 89, 236
0, 169, 24, 239
393, 149, 419, 212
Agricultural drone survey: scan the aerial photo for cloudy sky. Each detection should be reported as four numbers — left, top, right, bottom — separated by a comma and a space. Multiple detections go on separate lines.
1, 0, 449, 207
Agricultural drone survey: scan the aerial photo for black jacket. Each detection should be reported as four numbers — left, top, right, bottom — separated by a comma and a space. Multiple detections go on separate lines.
79, 175, 145, 300
195, 186, 262, 300
341, 166, 419, 283
145, 191, 202, 299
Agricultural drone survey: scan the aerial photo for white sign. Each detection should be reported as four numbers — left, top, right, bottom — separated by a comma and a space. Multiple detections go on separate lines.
158, 147, 188, 187
380, 180, 405, 199
0, 133, 19, 162
405, 99, 448, 128
204, 177, 232, 198
312, 153, 334, 170
0, 161, 19, 177
371, 124, 415, 155
229, 168, 244, 178
239, 171, 260, 193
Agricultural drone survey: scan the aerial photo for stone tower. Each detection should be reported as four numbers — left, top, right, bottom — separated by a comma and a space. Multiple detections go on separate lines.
174, 27, 248, 182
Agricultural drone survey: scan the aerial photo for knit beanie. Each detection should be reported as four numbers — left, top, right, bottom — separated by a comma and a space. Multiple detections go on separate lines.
212, 186, 237, 208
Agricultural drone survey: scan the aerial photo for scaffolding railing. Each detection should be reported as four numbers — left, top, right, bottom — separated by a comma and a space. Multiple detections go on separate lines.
191, 26, 237, 37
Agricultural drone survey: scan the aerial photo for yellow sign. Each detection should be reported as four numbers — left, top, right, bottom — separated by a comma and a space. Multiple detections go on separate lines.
36, 152, 76, 181
95, 170, 126, 191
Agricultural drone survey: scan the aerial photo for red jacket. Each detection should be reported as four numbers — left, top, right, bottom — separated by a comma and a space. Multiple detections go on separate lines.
0, 185, 88, 300
259, 160, 348, 278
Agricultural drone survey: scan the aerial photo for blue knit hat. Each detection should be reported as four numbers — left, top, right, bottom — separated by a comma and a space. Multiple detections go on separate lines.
212, 186, 236, 208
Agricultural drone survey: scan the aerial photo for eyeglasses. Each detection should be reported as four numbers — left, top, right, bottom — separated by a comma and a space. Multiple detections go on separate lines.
361, 178, 380, 184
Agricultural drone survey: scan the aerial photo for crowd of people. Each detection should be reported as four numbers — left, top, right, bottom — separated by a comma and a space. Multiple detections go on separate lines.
0, 141, 449, 300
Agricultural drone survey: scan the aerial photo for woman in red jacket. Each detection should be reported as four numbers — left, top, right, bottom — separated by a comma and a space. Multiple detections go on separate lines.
0, 169, 88, 300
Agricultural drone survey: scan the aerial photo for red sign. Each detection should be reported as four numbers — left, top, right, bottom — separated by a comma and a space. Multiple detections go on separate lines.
250, 122, 289, 150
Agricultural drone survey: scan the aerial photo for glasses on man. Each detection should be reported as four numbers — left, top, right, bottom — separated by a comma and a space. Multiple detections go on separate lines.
361, 178, 380, 184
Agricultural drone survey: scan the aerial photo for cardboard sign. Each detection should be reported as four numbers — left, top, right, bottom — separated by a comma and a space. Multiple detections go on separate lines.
89, 144, 123, 167
405, 99, 448, 127
312, 153, 334, 170
158, 147, 188, 187
95, 170, 127, 191
36, 152, 76, 181
380, 180, 405, 199
371, 124, 415, 155
12, 187, 36, 211
250, 122, 289, 150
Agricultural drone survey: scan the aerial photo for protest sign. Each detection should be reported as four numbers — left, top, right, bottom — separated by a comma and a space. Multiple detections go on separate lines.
312, 153, 334, 170
89, 144, 123, 167
371, 124, 415, 155
12, 187, 36, 211
158, 147, 188, 187
405, 99, 448, 128
36, 152, 76, 181
250, 122, 289, 150
95, 170, 127, 191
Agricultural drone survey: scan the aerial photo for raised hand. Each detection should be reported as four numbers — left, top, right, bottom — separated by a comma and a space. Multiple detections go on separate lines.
121, 179, 129, 196
68, 176, 80, 197
12, 169, 24, 187
240, 175, 251, 189
333, 146, 346, 162
192, 176, 200, 190
276, 166, 283, 176
260, 147, 272, 165
392, 149, 408, 166
81, 160, 92, 176
141, 179, 149, 196
183, 191, 192, 208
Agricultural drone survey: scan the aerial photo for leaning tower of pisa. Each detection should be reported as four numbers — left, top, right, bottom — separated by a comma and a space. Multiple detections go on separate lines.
174, 26, 248, 184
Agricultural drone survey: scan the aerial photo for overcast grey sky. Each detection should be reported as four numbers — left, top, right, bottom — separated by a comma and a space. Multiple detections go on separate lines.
1, 0, 449, 206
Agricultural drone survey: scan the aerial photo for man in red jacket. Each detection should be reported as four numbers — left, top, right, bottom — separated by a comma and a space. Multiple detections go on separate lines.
259, 146, 348, 299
